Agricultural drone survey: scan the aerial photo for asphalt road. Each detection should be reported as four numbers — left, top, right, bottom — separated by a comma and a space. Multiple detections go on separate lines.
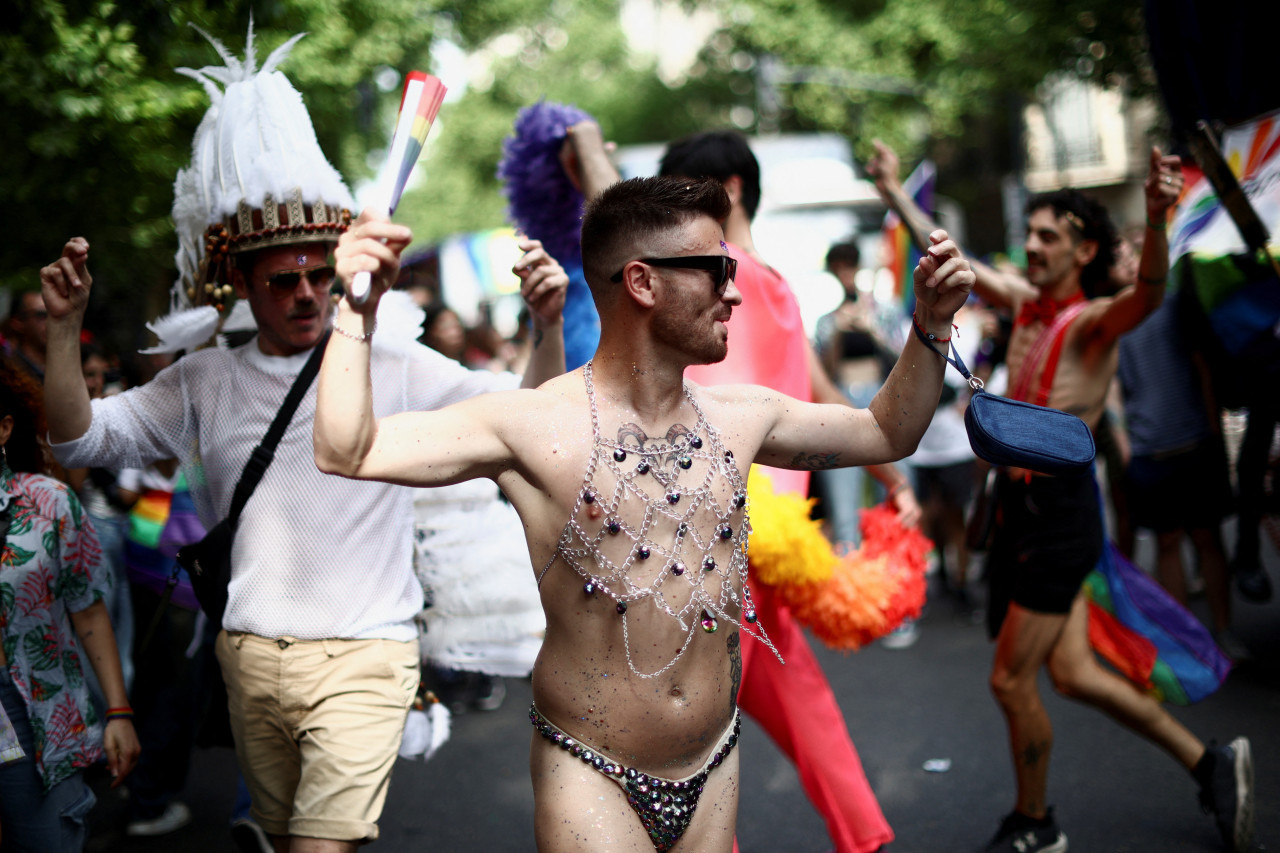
87, 533, 1279, 853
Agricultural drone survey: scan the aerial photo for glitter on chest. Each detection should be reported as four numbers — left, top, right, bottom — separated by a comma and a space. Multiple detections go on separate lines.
540, 362, 781, 678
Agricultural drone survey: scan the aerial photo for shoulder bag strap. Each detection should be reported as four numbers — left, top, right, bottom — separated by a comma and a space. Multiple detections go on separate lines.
1029, 302, 1090, 408
226, 330, 332, 524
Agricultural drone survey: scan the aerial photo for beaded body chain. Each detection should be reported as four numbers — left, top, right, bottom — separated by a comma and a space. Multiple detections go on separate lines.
539, 362, 781, 678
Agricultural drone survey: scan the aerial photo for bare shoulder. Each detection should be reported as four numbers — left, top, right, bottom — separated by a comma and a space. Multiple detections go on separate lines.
685, 381, 792, 433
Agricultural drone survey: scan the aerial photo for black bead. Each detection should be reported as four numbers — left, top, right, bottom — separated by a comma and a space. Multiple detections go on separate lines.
702, 556, 716, 572
745, 608, 758, 624
671, 562, 685, 576
583, 582, 596, 595
582, 490, 595, 504
637, 460, 650, 474
616, 601, 628, 614
678, 455, 692, 470
719, 524, 733, 539
667, 490, 681, 505
637, 545, 651, 560
691, 436, 703, 449
606, 518, 621, 535
614, 448, 627, 462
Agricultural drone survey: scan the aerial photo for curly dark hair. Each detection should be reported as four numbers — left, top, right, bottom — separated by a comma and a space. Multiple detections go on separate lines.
1026, 189, 1117, 298
0, 357, 50, 474
659, 130, 761, 221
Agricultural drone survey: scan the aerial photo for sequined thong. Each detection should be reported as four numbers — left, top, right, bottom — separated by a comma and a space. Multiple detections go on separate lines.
529, 703, 741, 852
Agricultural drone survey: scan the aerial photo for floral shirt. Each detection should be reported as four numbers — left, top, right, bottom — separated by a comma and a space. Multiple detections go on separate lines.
0, 469, 107, 790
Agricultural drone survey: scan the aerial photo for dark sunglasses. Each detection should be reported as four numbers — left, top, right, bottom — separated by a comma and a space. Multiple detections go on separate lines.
265, 265, 336, 298
610, 255, 738, 294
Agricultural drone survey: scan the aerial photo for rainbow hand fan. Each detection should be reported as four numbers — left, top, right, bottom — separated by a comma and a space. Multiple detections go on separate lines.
350, 70, 447, 304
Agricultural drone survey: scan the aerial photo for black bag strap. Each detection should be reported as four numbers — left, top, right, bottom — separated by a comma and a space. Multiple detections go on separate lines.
226, 330, 332, 524
911, 318, 983, 391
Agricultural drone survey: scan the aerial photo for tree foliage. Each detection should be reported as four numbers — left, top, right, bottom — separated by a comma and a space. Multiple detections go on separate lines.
3, 0, 1153, 349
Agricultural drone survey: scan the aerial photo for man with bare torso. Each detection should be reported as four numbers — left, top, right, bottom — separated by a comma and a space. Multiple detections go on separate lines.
314, 176, 973, 851
871, 141, 1255, 853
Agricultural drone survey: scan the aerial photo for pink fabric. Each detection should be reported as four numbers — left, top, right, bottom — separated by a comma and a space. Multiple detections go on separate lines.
686, 244, 812, 497
694, 250, 892, 852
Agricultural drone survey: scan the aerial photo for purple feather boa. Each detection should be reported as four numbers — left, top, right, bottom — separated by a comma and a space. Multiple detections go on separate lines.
497, 100, 593, 265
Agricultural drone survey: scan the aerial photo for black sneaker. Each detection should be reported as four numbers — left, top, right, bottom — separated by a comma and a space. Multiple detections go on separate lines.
981, 809, 1068, 853
1198, 737, 1254, 852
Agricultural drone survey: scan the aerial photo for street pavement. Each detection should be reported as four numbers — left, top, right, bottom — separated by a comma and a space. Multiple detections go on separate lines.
88, 532, 1279, 852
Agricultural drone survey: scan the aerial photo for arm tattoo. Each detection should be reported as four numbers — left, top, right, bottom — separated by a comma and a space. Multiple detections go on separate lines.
727, 631, 742, 715
789, 450, 843, 470
533, 328, 544, 349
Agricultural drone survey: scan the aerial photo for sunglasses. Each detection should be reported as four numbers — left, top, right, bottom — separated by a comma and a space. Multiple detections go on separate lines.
265, 265, 336, 298
609, 255, 738, 294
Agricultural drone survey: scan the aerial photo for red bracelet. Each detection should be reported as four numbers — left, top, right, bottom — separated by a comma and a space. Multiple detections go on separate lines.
105, 707, 134, 721
912, 312, 953, 344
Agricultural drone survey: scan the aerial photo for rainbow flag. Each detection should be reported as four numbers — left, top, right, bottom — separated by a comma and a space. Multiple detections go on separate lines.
880, 159, 936, 317
385, 71, 448, 215
1167, 108, 1280, 263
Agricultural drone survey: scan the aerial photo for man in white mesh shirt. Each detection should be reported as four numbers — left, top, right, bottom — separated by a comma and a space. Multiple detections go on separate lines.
37, 30, 567, 853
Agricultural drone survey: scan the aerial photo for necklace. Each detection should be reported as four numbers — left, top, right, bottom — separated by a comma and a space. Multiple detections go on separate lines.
539, 361, 780, 678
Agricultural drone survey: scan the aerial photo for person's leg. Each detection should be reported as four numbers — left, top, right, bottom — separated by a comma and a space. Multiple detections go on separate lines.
0, 672, 96, 853
988, 602, 1071, 819
287, 638, 418, 847
1153, 530, 1189, 604
737, 583, 893, 853
1190, 526, 1232, 634
1045, 593, 1204, 770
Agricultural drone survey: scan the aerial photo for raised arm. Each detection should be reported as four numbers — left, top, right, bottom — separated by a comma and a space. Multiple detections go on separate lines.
1087, 147, 1183, 343
756, 231, 974, 470
314, 210, 517, 486
561, 121, 622, 202
40, 238, 95, 443
513, 238, 568, 388
867, 140, 1034, 310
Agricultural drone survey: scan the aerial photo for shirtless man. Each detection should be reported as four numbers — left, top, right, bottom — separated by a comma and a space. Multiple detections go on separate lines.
314, 176, 973, 852
871, 142, 1254, 853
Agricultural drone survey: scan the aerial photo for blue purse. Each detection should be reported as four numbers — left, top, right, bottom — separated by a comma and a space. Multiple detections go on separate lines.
912, 320, 1096, 476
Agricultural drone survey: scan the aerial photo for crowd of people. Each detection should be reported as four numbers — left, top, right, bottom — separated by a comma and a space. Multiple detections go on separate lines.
0, 20, 1270, 853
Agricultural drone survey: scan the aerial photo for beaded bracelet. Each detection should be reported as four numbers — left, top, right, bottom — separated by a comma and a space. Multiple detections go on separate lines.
105, 707, 134, 722
333, 319, 376, 343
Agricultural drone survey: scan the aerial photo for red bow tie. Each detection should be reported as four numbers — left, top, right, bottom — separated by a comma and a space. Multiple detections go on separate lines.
1016, 292, 1085, 327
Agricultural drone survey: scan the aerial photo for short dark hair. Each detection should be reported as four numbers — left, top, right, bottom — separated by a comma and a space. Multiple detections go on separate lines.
580, 176, 731, 298
1026, 189, 1117, 297
659, 130, 761, 221
826, 241, 861, 272
0, 357, 50, 474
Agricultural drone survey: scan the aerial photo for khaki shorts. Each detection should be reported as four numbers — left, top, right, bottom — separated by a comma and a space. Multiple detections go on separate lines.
216, 631, 419, 841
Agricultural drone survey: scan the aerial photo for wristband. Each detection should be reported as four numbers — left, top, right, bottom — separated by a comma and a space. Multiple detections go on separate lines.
912, 312, 953, 345
105, 707, 134, 722
1146, 214, 1168, 231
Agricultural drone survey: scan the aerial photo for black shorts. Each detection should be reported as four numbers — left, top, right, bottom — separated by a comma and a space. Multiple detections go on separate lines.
986, 472, 1103, 638
1126, 437, 1232, 534
915, 461, 976, 509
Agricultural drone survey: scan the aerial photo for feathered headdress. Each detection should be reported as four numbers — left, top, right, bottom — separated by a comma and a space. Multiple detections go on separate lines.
149, 22, 355, 353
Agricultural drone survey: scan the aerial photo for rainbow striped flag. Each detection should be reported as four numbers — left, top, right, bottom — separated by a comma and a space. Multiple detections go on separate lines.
1167, 108, 1280, 263
881, 159, 936, 317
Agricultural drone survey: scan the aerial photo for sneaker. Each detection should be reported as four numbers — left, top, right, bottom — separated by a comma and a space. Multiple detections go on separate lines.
126, 801, 192, 837
231, 817, 274, 853
1198, 737, 1254, 852
881, 618, 920, 650
981, 809, 1068, 852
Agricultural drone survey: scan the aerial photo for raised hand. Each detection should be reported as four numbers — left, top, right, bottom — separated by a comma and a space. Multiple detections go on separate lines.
912, 229, 974, 331
1144, 146, 1184, 223
40, 237, 92, 322
335, 209, 413, 313
865, 139, 902, 192
514, 238, 568, 329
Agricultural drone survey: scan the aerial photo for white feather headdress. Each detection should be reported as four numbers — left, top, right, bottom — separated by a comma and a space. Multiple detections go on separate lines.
151, 21, 355, 353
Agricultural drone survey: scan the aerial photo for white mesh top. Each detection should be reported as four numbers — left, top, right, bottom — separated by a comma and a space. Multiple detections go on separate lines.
52, 337, 517, 641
